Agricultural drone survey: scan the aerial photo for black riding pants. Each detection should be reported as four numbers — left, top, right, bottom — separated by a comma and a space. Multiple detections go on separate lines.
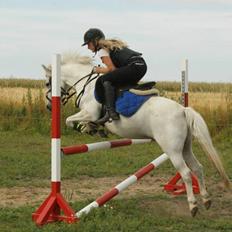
95, 58, 147, 104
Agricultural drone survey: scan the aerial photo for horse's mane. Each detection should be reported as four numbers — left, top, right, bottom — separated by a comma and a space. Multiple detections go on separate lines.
61, 52, 93, 66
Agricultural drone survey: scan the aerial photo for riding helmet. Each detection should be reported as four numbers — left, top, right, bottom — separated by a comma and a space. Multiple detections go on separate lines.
82, 28, 105, 46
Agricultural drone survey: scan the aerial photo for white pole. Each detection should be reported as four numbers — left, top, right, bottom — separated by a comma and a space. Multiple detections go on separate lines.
51, 54, 61, 183
181, 59, 188, 107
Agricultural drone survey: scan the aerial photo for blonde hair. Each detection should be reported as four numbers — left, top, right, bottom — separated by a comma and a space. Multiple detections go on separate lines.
98, 39, 127, 52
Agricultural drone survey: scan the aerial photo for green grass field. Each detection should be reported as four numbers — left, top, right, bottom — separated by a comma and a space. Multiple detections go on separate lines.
0, 79, 232, 231
0, 130, 232, 232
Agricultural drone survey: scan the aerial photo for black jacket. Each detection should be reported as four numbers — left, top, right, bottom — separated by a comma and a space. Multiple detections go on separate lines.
109, 47, 142, 68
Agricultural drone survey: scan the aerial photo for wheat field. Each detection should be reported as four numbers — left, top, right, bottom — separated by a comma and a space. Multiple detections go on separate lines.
0, 80, 231, 135
0, 87, 46, 105
1, 86, 230, 113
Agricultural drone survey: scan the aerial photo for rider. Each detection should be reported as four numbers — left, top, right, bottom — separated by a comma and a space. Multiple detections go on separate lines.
82, 28, 147, 124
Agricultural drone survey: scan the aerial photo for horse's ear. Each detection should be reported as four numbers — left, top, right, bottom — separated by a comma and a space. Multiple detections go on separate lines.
41, 64, 50, 73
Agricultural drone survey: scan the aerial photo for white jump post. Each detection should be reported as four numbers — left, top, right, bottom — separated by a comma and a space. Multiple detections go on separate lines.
51, 53, 61, 191
181, 59, 188, 107
32, 54, 77, 226
164, 59, 200, 195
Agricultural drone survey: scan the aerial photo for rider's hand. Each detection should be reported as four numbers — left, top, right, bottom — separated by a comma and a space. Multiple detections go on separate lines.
93, 66, 100, 74
93, 66, 111, 74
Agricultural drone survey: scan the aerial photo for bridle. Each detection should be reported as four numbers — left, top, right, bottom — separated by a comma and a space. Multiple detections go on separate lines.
46, 70, 99, 109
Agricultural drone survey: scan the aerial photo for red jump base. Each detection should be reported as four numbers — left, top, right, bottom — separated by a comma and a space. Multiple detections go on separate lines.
32, 182, 77, 226
163, 172, 200, 195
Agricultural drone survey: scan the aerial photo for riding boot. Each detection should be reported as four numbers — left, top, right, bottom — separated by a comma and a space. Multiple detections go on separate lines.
95, 81, 119, 124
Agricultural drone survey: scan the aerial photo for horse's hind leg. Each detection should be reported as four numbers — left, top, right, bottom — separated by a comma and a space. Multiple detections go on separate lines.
152, 111, 198, 216
183, 134, 211, 210
168, 152, 198, 216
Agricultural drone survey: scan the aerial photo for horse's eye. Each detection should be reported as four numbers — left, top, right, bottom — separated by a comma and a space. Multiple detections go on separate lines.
45, 82, 50, 87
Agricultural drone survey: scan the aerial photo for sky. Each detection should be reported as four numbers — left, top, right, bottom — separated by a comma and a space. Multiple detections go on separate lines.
0, 0, 232, 82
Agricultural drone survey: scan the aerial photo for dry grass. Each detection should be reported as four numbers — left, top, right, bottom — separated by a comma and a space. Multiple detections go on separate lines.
166, 92, 231, 111
0, 80, 231, 135
1, 87, 230, 110
0, 87, 46, 105
0, 78, 44, 88
166, 91, 232, 135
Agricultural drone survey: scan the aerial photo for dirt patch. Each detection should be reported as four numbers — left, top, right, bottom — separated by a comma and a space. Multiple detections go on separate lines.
0, 175, 231, 218
0, 186, 49, 208
0, 175, 167, 208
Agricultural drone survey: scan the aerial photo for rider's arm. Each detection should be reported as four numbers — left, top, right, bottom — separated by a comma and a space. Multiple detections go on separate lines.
94, 56, 116, 74
94, 49, 116, 74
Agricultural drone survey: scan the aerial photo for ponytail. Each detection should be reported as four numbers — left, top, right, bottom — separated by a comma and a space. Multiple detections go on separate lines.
98, 39, 127, 51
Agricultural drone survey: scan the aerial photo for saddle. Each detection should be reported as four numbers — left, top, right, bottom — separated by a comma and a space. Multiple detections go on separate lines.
114, 82, 160, 117
119, 81, 159, 96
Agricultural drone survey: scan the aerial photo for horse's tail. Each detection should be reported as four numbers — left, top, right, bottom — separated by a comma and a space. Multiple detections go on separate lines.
184, 107, 231, 189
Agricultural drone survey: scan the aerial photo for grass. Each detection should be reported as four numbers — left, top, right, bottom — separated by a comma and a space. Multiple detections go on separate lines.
0, 127, 231, 231
0, 79, 231, 136
166, 91, 232, 136
1, 196, 232, 232
0, 131, 165, 187
0, 78, 45, 89
0, 87, 46, 104
1, 78, 232, 92
0, 132, 186, 231
1, 129, 231, 187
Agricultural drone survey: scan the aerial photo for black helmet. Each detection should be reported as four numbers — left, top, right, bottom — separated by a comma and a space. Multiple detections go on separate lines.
82, 28, 105, 46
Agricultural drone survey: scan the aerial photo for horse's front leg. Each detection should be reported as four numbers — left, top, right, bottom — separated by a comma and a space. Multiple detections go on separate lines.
66, 109, 94, 128
66, 109, 106, 136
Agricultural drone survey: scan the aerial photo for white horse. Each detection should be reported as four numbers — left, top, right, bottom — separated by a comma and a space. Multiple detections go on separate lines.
43, 53, 230, 217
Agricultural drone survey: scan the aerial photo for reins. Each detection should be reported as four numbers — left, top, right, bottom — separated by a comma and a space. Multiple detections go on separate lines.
46, 70, 99, 108
74, 72, 99, 108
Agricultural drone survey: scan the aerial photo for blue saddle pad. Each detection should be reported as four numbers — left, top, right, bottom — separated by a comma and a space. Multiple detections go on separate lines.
95, 90, 153, 117
116, 91, 152, 117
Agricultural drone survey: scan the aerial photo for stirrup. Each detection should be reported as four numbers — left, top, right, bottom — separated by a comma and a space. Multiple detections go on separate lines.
109, 110, 120, 120
95, 112, 110, 125
95, 111, 119, 125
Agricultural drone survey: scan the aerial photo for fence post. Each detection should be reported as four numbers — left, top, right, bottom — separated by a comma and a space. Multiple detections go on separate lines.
163, 59, 200, 195
32, 54, 77, 225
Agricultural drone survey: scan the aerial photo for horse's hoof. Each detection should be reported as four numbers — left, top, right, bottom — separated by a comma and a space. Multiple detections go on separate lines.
73, 122, 81, 132
190, 206, 198, 217
204, 199, 212, 210
98, 129, 108, 138
88, 130, 97, 136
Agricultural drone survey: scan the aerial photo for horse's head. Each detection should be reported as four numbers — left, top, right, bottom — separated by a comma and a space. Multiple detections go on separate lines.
42, 64, 73, 111
42, 53, 96, 111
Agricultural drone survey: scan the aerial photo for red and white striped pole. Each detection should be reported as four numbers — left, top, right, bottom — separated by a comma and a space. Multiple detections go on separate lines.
76, 153, 168, 218
163, 59, 200, 195
51, 53, 61, 192
181, 59, 188, 107
32, 54, 76, 225
61, 139, 152, 156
